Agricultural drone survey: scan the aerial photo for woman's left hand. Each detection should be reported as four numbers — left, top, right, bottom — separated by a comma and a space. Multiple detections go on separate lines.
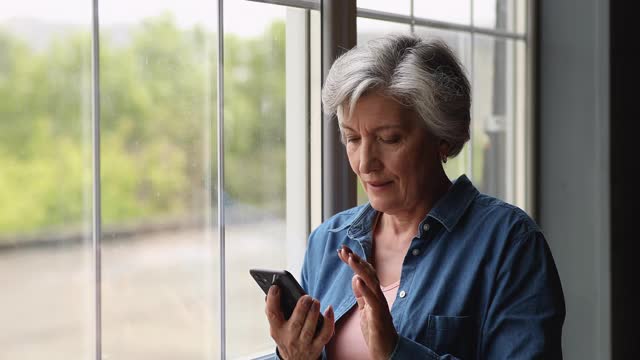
338, 245, 399, 360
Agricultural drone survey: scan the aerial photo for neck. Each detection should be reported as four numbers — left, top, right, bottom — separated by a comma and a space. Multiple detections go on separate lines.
379, 167, 452, 238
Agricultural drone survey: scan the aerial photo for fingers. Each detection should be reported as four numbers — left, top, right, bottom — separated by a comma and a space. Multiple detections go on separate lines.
266, 285, 332, 357
287, 295, 313, 336
354, 275, 384, 312
337, 245, 357, 266
339, 246, 380, 293
352, 275, 366, 310
312, 305, 336, 348
337, 245, 350, 263
265, 285, 285, 330
298, 299, 321, 344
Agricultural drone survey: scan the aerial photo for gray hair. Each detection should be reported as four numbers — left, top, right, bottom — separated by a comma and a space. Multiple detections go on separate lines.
321, 33, 471, 158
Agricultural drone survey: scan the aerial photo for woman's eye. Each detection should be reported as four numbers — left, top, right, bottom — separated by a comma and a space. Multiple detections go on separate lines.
346, 137, 360, 144
379, 136, 400, 144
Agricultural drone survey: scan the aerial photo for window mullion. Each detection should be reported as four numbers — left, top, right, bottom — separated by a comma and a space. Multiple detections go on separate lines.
90, 0, 103, 359
216, 0, 226, 358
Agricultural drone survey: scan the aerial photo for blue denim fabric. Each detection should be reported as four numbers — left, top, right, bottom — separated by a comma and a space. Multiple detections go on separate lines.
273, 175, 565, 359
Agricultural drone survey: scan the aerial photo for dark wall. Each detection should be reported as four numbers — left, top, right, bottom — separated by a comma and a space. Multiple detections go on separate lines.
610, 1, 640, 358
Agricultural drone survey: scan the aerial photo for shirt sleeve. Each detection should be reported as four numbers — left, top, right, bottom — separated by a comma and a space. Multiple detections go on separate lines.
300, 225, 324, 295
300, 243, 311, 294
479, 230, 565, 359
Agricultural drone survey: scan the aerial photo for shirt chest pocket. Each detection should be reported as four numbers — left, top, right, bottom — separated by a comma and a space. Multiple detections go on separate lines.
422, 315, 473, 358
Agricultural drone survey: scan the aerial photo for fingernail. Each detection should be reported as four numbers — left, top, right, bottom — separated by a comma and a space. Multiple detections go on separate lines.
303, 296, 312, 305
313, 300, 320, 310
273, 286, 279, 295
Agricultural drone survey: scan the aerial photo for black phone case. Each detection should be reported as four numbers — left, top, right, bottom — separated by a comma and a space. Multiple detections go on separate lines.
250, 269, 324, 334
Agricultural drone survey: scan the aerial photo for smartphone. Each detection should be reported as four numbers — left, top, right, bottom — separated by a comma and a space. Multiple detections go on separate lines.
250, 269, 324, 334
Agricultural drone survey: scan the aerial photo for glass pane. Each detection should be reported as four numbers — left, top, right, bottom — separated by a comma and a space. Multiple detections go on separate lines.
0, 1, 94, 359
99, 1, 219, 358
414, 28, 472, 181
414, 0, 471, 26
223, 1, 313, 358
358, 0, 411, 15
357, 17, 411, 45
474, 0, 523, 33
472, 35, 516, 202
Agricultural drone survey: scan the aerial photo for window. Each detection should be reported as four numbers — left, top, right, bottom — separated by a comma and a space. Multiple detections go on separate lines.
220, 3, 318, 357
357, 0, 410, 16
0, 1, 94, 358
0, 0, 530, 359
1, 0, 318, 358
98, 1, 219, 358
357, 0, 530, 210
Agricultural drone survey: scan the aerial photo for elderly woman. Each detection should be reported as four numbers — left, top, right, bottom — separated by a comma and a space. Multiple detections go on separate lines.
264, 34, 565, 359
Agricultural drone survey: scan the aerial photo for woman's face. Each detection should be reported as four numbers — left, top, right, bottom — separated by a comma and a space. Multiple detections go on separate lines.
341, 92, 442, 215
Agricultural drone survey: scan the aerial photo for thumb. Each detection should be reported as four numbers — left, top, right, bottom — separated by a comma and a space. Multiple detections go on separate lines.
265, 285, 285, 328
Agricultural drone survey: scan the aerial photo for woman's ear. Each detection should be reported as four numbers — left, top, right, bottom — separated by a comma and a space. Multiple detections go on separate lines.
438, 140, 450, 163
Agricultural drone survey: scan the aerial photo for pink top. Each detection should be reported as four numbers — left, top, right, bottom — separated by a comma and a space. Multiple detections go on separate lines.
325, 280, 400, 359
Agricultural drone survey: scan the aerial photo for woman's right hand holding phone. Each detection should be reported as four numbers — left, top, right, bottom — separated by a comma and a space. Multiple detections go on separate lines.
265, 285, 335, 360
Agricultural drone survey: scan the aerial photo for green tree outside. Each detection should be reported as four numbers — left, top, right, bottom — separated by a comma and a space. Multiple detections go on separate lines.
0, 15, 287, 240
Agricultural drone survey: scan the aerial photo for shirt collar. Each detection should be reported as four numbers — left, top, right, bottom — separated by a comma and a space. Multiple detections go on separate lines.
426, 174, 478, 232
335, 174, 478, 238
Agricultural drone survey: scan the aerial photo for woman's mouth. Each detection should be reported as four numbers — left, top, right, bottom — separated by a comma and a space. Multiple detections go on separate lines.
367, 181, 393, 191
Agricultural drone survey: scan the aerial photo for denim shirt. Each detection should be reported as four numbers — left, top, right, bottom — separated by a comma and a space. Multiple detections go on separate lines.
275, 175, 565, 359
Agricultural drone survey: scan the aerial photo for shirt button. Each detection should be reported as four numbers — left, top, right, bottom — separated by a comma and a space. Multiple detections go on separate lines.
412, 248, 420, 256
399, 290, 406, 298
422, 223, 430, 232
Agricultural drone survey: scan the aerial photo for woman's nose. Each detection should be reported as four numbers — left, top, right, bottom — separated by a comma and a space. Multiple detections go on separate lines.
358, 141, 381, 174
